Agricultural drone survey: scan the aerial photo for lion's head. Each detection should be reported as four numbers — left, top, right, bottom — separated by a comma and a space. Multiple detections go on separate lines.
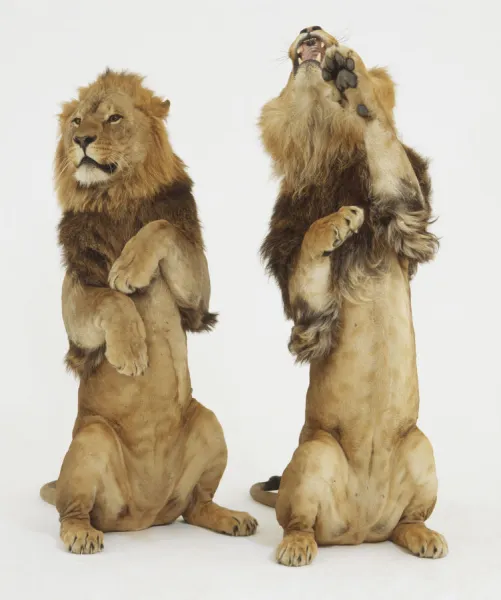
287, 25, 339, 71
260, 27, 394, 195
55, 70, 187, 212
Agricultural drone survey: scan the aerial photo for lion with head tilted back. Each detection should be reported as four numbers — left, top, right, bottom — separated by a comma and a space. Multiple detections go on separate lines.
40, 70, 257, 553
250, 27, 447, 566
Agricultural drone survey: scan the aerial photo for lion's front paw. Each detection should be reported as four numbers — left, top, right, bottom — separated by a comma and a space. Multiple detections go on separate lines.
322, 45, 358, 93
307, 206, 364, 257
327, 206, 365, 254
109, 240, 158, 295
105, 319, 148, 377
335, 205, 365, 241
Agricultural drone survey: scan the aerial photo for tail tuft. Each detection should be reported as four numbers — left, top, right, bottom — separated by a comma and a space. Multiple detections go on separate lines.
262, 475, 281, 491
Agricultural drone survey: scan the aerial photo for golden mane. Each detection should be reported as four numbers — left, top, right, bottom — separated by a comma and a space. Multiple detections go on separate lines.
260, 62, 396, 198
259, 75, 365, 196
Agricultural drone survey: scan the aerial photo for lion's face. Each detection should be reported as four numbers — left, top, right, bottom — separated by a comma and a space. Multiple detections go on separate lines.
288, 26, 338, 76
62, 91, 151, 186
60, 82, 166, 187
259, 27, 366, 194
55, 71, 185, 211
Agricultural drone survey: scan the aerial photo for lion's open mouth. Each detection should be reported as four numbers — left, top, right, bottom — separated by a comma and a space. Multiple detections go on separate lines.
297, 37, 326, 65
79, 156, 117, 175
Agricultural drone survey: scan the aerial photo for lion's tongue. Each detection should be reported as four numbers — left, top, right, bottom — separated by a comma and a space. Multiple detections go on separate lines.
300, 42, 321, 61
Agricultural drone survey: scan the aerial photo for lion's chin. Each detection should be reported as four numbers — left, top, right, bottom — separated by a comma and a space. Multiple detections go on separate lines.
75, 163, 113, 186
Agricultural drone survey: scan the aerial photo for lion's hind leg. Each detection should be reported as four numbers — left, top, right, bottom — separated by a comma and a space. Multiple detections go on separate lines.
391, 522, 448, 559
180, 401, 258, 537
275, 434, 349, 567
389, 428, 448, 559
184, 466, 258, 537
56, 420, 128, 554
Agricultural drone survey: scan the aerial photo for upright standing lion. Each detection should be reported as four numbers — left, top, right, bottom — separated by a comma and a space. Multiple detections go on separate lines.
250, 27, 447, 566
40, 70, 257, 553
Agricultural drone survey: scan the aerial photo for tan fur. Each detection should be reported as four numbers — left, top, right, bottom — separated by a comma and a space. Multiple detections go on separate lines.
42, 71, 257, 554
252, 29, 446, 566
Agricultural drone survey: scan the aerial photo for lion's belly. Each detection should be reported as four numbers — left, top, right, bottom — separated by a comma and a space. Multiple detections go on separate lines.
77, 278, 192, 512
307, 256, 418, 435
314, 456, 415, 545
80, 277, 190, 413
338, 259, 415, 400
306, 256, 420, 544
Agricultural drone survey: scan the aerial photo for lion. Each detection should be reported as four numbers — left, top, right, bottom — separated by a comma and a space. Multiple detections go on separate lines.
40, 69, 257, 553
250, 27, 447, 566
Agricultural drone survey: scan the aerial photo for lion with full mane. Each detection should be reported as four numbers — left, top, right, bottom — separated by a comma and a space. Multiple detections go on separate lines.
40, 70, 257, 553
250, 27, 447, 566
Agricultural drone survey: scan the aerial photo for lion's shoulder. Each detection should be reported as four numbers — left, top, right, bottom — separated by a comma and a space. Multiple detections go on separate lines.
58, 210, 126, 286
137, 180, 202, 246
59, 179, 201, 287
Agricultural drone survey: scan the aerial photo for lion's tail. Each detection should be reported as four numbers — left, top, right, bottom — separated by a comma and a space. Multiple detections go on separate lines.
249, 475, 281, 508
40, 480, 57, 506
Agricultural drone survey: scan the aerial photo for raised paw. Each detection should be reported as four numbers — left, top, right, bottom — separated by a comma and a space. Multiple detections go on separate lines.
322, 45, 358, 92
109, 238, 159, 295
105, 319, 148, 376
276, 532, 318, 567
391, 523, 448, 559
333, 205, 365, 245
306, 205, 364, 258
60, 520, 104, 555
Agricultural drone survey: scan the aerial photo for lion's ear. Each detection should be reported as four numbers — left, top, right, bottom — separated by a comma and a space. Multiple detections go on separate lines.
58, 99, 79, 123
150, 97, 170, 119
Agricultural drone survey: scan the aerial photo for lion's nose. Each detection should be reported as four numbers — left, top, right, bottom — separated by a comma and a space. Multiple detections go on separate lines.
73, 135, 96, 150
299, 26, 322, 34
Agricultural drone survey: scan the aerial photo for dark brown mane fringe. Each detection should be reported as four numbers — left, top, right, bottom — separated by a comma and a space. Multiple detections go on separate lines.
179, 306, 218, 333
261, 146, 437, 363
65, 342, 106, 379
59, 179, 217, 378
287, 297, 342, 364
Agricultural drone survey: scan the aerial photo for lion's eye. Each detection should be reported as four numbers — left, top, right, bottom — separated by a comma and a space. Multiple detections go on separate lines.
72, 117, 81, 126
107, 114, 123, 124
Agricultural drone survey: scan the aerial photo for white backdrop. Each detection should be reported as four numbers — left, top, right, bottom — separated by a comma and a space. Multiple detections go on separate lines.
1, 0, 500, 598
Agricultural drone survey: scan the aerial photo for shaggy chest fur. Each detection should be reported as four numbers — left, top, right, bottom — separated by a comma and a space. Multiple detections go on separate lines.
261, 144, 431, 320
58, 180, 203, 378
59, 181, 200, 287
